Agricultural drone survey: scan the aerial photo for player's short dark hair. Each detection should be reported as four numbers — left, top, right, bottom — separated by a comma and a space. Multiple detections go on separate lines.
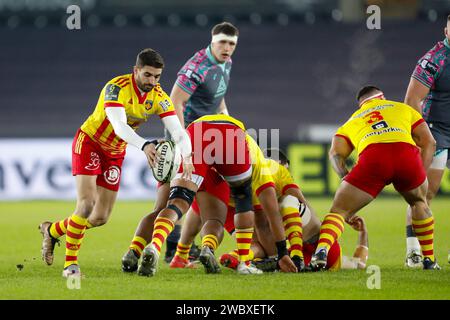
356, 85, 382, 102
136, 48, 164, 69
447, 14, 450, 21
265, 148, 290, 166
211, 22, 239, 37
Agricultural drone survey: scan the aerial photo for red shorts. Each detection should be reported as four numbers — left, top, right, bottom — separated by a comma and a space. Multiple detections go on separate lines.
181, 121, 252, 184
72, 129, 125, 192
344, 142, 426, 197
191, 168, 236, 234
303, 240, 342, 270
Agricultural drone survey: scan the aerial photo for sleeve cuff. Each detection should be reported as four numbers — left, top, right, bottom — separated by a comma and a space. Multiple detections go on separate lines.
411, 118, 425, 131
335, 134, 354, 149
104, 102, 124, 108
176, 79, 196, 95
255, 182, 276, 197
282, 184, 299, 195
159, 110, 177, 118
411, 75, 432, 89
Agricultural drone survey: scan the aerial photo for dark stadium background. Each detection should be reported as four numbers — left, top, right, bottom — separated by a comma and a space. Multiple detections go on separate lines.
1, 0, 449, 198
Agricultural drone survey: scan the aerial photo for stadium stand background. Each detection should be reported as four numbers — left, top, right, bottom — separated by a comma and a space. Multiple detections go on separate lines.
1, 0, 450, 198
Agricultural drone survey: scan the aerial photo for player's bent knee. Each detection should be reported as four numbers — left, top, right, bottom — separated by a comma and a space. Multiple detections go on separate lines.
230, 179, 252, 213
169, 186, 196, 206
76, 198, 95, 217
166, 203, 184, 219
411, 200, 429, 213
167, 187, 196, 220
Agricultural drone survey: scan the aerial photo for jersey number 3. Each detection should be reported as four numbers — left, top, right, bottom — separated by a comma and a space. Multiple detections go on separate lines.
364, 111, 388, 130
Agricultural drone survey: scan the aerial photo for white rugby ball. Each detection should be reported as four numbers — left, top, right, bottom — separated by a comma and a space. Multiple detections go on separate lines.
151, 140, 181, 183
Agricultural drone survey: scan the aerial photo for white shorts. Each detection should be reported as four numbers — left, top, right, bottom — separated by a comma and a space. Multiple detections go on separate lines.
430, 148, 450, 170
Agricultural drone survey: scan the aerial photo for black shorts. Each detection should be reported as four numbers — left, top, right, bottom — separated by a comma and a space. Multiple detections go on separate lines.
428, 121, 450, 149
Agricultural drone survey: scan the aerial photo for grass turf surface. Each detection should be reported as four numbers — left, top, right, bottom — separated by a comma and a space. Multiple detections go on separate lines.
0, 197, 449, 300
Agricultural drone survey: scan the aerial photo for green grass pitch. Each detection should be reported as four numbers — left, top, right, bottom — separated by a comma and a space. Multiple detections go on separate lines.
0, 197, 449, 300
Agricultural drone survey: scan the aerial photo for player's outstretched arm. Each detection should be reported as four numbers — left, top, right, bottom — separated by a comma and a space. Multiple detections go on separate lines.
105, 107, 158, 167
404, 77, 430, 113
341, 216, 369, 269
162, 115, 193, 180
329, 136, 354, 179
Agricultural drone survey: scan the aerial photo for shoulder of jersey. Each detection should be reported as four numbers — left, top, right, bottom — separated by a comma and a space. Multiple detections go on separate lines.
190, 49, 211, 67
109, 74, 132, 89
425, 41, 448, 61
152, 83, 166, 98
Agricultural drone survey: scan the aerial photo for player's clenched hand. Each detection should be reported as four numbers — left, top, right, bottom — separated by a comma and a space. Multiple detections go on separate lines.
347, 215, 366, 232
181, 154, 194, 180
277, 255, 298, 273
143, 143, 158, 168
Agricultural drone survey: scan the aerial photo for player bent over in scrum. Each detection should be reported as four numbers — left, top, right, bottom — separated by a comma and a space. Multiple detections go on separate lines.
137, 114, 290, 276
222, 150, 369, 271
171, 149, 304, 273
169, 138, 300, 274
309, 86, 440, 271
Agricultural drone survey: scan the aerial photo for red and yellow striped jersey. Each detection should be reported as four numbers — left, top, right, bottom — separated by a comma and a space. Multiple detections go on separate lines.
335, 99, 424, 155
80, 74, 176, 155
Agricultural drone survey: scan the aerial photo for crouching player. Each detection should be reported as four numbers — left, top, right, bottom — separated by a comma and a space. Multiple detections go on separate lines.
167, 132, 299, 273
170, 148, 306, 273
310, 86, 439, 271
220, 150, 369, 271
136, 114, 297, 276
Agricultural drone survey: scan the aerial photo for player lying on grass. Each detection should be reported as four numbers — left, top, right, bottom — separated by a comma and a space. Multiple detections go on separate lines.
38, 48, 193, 277
135, 114, 297, 276
221, 212, 369, 271
309, 85, 440, 271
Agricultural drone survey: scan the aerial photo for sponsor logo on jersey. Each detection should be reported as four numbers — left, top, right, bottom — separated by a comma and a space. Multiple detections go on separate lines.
191, 72, 202, 83
159, 99, 171, 112
105, 84, 121, 101
104, 165, 120, 185
420, 59, 438, 75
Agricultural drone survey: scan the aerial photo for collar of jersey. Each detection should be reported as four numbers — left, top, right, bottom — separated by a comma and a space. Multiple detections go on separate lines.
131, 74, 149, 104
444, 38, 450, 50
206, 45, 227, 72
360, 97, 384, 109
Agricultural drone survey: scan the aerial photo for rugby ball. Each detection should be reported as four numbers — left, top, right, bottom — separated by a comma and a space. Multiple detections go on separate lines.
151, 140, 181, 183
